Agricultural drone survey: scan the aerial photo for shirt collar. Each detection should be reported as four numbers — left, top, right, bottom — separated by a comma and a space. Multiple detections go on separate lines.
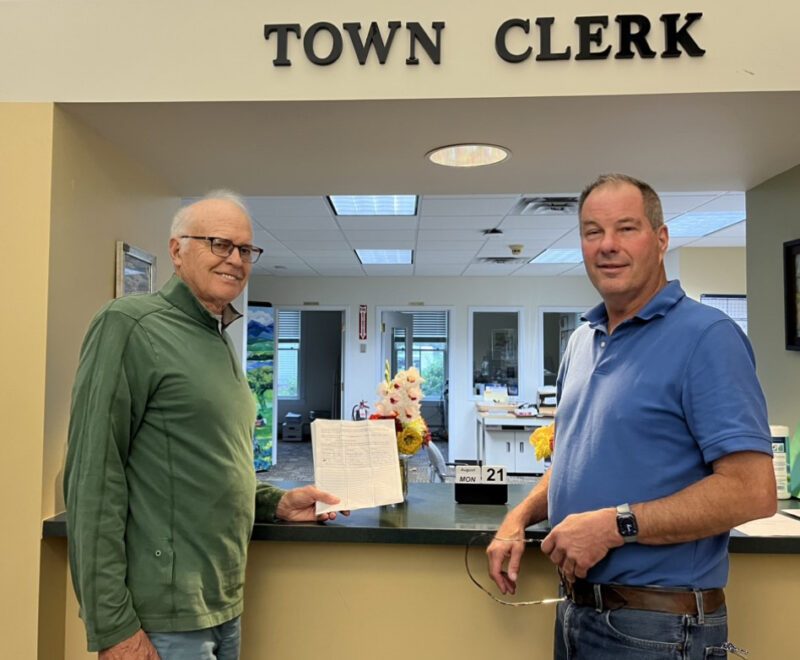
159, 275, 243, 332
582, 280, 686, 329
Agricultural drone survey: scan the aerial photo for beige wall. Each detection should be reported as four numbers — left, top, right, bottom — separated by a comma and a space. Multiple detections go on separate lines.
26, 106, 178, 659
678, 247, 746, 302
42, 106, 178, 520
1, 1, 799, 103
747, 164, 800, 434
0, 103, 54, 660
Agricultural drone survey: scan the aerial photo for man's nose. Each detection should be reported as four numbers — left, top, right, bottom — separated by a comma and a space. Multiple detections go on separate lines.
226, 246, 245, 266
598, 231, 619, 252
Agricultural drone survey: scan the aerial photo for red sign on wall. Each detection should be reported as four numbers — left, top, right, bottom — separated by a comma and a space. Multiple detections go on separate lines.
358, 304, 368, 340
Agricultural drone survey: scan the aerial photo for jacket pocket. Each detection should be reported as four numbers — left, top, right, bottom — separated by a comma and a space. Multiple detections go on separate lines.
127, 537, 174, 615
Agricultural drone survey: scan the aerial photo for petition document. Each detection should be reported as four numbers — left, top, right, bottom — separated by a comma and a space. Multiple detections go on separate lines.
312, 418, 403, 514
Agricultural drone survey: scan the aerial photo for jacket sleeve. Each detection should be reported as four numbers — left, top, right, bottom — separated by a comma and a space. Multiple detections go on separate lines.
64, 307, 148, 652
254, 482, 286, 522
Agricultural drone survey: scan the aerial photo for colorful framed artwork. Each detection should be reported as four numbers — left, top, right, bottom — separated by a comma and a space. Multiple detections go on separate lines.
115, 241, 156, 298
247, 302, 275, 470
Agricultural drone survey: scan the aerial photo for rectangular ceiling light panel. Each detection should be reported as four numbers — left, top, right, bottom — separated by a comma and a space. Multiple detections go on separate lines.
529, 248, 584, 264
355, 249, 414, 265
329, 195, 418, 216
666, 213, 744, 238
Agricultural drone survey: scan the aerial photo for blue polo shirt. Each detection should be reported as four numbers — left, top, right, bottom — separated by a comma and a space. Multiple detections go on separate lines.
548, 280, 771, 588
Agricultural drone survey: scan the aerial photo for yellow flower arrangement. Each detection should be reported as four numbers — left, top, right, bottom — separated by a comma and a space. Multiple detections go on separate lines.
530, 423, 555, 461
373, 360, 430, 456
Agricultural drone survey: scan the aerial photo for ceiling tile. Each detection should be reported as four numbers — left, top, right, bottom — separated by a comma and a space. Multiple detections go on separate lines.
344, 230, 417, 245
253, 215, 336, 231
418, 215, 504, 230
268, 229, 346, 243
659, 193, 723, 215
247, 196, 332, 217
415, 250, 478, 264
413, 264, 466, 276
418, 228, 487, 242
420, 195, 520, 216
361, 265, 415, 276
336, 216, 419, 231
498, 215, 577, 231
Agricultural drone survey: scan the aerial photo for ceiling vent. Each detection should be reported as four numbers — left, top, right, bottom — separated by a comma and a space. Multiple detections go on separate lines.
512, 196, 579, 216
477, 256, 529, 265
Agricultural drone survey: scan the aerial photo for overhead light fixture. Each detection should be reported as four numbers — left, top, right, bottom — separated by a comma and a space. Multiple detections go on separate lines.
529, 249, 584, 264
328, 195, 418, 216
426, 143, 510, 168
355, 249, 413, 265
666, 213, 744, 238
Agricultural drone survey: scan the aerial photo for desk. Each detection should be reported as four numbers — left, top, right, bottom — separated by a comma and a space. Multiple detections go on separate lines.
475, 412, 552, 474
43, 484, 800, 659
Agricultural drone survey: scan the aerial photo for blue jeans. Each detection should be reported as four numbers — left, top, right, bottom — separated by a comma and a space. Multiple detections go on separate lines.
147, 617, 241, 660
554, 600, 729, 659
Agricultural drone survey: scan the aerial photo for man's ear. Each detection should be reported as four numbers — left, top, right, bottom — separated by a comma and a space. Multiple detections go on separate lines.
169, 237, 182, 268
657, 223, 669, 258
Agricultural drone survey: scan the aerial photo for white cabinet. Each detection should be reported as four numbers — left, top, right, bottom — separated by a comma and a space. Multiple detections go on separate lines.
482, 424, 546, 475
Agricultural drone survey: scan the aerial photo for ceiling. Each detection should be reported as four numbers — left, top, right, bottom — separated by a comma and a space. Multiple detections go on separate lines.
64, 91, 800, 277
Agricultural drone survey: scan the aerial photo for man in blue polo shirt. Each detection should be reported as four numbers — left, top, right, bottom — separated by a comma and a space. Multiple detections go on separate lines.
487, 173, 776, 659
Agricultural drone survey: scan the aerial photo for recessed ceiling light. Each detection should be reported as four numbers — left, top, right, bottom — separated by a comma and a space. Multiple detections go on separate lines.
426, 144, 510, 168
328, 195, 418, 216
529, 249, 584, 264
666, 213, 744, 238
355, 249, 413, 265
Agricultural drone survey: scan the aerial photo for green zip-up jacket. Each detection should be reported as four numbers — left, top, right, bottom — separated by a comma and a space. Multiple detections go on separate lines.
64, 275, 284, 652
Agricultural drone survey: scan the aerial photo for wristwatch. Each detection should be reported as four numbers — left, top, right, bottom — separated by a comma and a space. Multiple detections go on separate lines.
616, 503, 638, 543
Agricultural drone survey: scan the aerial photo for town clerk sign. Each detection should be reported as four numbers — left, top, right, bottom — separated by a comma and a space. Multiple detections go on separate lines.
264, 13, 705, 66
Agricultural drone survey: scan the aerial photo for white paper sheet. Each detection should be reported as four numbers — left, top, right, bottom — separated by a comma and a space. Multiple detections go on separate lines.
734, 512, 800, 537
778, 508, 800, 520
312, 418, 403, 514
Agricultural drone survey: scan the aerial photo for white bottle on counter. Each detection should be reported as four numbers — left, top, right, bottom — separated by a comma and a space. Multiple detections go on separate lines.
771, 425, 791, 500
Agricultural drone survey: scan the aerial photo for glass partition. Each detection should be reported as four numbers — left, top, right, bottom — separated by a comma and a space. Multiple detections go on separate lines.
540, 309, 585, 387
471, 309, 520, 397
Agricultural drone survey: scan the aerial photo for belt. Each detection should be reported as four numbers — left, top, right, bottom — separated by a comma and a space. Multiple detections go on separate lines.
566, 579, 725, 615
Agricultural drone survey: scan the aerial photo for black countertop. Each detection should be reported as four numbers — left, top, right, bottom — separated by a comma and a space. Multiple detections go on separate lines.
42, 482, 800, 554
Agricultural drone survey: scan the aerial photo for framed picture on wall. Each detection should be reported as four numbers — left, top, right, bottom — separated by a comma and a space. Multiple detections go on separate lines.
115, 241, 156, 298
784, 238, 800, 350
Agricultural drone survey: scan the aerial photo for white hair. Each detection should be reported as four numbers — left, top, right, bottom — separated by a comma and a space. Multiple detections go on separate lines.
170, 189, 251, 239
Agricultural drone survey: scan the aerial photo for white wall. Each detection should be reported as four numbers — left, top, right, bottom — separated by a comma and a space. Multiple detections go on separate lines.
747, 164, 800, 434
248, 274, 598, 460
678, 247, 746, 302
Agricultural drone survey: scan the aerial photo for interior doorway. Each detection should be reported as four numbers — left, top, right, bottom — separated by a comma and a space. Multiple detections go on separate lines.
274, 308, 345, 456
379, 308, 451, 442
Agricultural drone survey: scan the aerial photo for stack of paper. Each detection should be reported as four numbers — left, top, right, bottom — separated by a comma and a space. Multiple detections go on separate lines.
312, 418, 403, 514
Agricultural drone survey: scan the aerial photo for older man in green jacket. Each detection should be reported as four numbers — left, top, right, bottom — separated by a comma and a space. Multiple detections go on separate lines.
65, 191, 342, 660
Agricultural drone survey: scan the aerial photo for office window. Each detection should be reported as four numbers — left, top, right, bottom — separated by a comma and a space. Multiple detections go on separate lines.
411, 311, 448, 399
700, 294, 747, 333
471, 309, 520, 397
277, 310, 300, 398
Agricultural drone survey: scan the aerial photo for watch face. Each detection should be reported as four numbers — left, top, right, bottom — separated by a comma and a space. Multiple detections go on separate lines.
617, 515, 638, 537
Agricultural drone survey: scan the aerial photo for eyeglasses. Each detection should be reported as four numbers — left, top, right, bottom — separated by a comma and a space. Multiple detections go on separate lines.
181, 236, 264, 264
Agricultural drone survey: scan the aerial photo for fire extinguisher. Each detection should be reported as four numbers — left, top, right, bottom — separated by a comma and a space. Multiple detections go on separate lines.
351, 400, 370, 420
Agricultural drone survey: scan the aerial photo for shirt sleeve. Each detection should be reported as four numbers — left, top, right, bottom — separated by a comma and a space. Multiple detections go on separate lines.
254, 482, 286, 522
682, 319, 773, 464
64, 307, 149, 652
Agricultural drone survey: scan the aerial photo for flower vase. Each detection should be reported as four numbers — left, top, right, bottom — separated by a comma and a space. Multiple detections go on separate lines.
398, 453, 411, 501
